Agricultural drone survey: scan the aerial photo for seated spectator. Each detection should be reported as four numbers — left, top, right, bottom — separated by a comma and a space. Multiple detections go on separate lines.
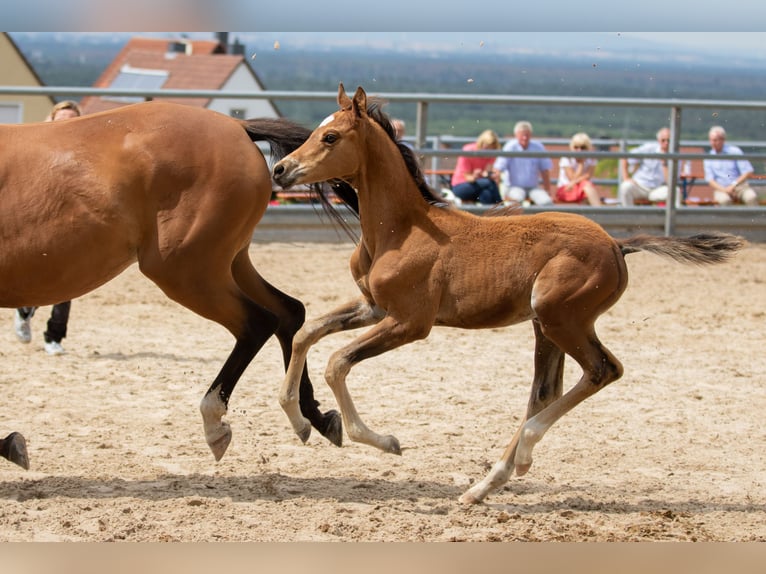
493, 121, 553, 205
555, 132, 602, 206
704, 125, 759, 206
450, 129, 502, 205
618, 127, 672, 205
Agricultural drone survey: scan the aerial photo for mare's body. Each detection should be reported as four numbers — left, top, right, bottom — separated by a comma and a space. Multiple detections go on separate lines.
271, 84, 744, 504
0, 101, 342, 469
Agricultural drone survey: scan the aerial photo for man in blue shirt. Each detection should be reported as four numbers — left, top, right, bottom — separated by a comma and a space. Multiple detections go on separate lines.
493, 121, 553, 205
704, 125, 759, 206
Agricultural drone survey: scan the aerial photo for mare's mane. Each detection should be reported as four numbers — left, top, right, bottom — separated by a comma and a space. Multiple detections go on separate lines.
365, 98, 447, 206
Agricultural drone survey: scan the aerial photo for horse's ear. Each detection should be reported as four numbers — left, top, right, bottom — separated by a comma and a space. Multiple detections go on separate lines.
351, 86, 367, 118
338, 83, 352, 110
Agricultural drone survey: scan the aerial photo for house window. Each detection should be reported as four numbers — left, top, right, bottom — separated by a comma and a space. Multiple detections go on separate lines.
229, 108, 246, 119
106, 65, 169, 103
0, 102, 22, 124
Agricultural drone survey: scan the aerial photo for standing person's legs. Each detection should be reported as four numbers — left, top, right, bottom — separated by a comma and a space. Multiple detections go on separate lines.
14, 307, 36, 343
44, 301, 71, 354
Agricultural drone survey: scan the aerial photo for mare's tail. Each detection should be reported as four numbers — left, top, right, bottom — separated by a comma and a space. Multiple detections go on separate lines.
240, 117, 360, 239
618, 232, 746, 265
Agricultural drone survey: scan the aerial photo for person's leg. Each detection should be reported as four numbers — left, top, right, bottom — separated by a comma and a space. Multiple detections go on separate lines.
44, 301, 71, 344
713, 189, 733, 206
735, 183, 758, 206
476, 178, 501, 204
528, 187, 553, 206
618, 180, 650, 205
647, 185, 669, 203
503, 186, 527, 203
582, 182, 602, 206
14, 307, 36, 343
451, 182, 480, 203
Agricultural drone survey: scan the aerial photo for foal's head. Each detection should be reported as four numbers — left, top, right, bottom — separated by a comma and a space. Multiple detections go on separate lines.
273, 83, 441, 204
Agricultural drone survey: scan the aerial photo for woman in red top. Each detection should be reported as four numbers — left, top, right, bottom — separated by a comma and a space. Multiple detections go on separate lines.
450, 130, 502, 205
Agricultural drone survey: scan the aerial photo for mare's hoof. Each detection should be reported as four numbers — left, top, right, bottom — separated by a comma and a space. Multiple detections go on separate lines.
384, 435, 401, 456
3, 432, 29, 470
207, 427, 232, 462
320, 409, 343, 447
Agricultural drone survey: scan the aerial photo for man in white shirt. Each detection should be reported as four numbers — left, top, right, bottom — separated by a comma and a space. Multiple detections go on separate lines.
618, 127, 672, 205
703, 125, 758, 206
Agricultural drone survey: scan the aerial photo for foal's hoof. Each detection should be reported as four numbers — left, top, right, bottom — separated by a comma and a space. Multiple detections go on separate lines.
319, 409, 343, 448
514, 462, 532, 477
207, 425, 232, 462
296, 423, 311, 444
2, 432, 29, 470
383, 435, 401, 456
458, 491, 483, 506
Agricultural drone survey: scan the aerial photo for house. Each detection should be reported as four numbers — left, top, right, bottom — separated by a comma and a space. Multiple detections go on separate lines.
79, 33, 280, 119
0, 33, 55, 123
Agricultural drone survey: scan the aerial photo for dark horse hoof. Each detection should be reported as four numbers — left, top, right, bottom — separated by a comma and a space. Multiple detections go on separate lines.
319, 410, 343, 447
1, 432, 29, 470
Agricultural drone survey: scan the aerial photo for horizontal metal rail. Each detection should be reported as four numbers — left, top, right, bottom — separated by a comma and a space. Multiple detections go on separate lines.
4, 85, 765, 236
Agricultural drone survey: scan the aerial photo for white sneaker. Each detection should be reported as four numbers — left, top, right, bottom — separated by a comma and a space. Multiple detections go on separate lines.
44, 341, 65, 356
14, 310, 31, 343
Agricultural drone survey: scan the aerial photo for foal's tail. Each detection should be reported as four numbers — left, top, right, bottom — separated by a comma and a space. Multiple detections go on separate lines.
618, 232, 746, 265
240, 117, 360, 239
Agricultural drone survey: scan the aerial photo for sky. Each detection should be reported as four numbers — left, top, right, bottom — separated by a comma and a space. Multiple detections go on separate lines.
3, 0, 766, 42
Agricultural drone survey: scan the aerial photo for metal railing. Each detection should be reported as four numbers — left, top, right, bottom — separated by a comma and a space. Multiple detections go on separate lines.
3, 85, 766, 236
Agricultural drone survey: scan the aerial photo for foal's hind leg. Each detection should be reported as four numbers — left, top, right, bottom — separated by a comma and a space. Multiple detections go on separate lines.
511, 321, 623, 474
460, 319, 565, 504
279, 297, 382, 443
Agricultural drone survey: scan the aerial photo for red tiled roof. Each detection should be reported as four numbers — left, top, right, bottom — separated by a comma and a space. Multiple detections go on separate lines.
80, 36, 256, 115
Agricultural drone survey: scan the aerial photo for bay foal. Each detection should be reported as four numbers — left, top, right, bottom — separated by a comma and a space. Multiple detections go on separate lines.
272, 84, 744, 504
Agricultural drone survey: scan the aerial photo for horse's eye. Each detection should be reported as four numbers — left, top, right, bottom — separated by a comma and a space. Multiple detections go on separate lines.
322, 132, 338, 144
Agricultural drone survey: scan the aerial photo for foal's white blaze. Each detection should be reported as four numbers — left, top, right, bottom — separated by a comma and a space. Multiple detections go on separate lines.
318, 113, 336, 128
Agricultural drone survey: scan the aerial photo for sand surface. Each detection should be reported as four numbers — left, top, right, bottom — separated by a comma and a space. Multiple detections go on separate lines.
0, 240, 764, 542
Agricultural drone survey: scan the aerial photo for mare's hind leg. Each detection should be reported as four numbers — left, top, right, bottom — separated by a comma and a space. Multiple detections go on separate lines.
279, 297, 382, 443
0, 432, 29, 470
141, 249, 279, 461
232, 251, 368, 446
460, 319, 565, 504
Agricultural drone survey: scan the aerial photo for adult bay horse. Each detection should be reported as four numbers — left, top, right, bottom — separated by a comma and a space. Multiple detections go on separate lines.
272, 84, 745, 504
0, 101, 350, 470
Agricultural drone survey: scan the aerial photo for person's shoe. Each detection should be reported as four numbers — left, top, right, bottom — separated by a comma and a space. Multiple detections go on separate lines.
44, 341, 65, 356
14, 310, 31, 343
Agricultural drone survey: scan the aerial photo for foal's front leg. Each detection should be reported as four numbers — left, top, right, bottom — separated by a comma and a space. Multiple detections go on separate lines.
280, 297, 382, 443
324, 315, 429, 455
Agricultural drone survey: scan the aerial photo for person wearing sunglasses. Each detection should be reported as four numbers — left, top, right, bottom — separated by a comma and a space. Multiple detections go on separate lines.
555, 132, 602, 205
618, 127, 673, 206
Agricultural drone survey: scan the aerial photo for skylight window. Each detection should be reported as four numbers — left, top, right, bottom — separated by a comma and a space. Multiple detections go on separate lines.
106, 65, 169, 103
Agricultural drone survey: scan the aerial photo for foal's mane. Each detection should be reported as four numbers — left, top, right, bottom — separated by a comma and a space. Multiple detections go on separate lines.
365, 98, 447, 206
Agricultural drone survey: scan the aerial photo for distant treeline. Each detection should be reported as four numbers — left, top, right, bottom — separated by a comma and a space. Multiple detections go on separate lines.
17, 36, 766, 141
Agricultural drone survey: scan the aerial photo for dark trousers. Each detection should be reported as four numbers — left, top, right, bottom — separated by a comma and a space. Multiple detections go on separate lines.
18, 302, 71, 343
452, 178, 502, 205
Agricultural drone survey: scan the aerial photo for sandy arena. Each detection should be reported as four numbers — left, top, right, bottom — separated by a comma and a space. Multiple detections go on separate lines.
0, 239, 764, 542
